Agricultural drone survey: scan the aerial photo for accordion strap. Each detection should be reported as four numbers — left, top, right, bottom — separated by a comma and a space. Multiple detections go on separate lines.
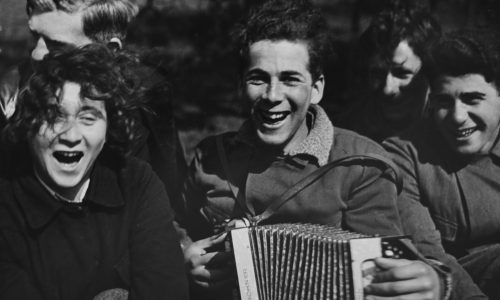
216, 135, 401, 225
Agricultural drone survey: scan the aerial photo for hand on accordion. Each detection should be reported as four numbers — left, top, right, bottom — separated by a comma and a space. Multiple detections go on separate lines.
363, 258, 440, 300
183, 232, 235, 290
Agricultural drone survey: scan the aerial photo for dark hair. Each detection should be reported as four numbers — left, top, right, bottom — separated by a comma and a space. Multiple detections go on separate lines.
233, 0, 331, 81
427, 29, 500, 90
4, 43, 145, 156
355, 0, 440, 90
26, 0, 138, 43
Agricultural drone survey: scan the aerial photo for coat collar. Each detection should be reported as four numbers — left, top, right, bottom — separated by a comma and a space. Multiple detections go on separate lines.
234, 105, 334, 166
14, 158, 125, 230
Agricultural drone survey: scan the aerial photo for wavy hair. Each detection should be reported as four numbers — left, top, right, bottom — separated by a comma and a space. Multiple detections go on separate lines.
355, 0, 440, 91
427, 29, 500, 90
26, 0, 138, 43
4, 43, 146, 157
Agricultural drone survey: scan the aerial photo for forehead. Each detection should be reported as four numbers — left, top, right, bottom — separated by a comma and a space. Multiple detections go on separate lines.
392, 40, 422, 71
431, 74, 499, 94
28, 10, 90, 46
247, 40, 311, 74
57, 82, 106, 111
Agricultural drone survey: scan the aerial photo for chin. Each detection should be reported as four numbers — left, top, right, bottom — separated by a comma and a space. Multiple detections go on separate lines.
51, 173, 85, 189
256, 131, 288, 147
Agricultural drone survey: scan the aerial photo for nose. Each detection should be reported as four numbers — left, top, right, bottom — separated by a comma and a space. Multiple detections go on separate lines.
383, 73, 400, 97
263, 80, 283, 103
450, 100, 468, 125
57, 122, 82, 147
31, 37, 49, 61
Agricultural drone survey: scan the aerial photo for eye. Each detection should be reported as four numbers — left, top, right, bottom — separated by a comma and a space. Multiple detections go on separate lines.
281, 75, 301, 86
44, 38, 70, 52
461, 93, 484, 105
246, 74, 267, 85
79, 112, 99, 125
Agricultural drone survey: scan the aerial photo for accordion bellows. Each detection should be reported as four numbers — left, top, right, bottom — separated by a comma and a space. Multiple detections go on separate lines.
230, 223, 415, 300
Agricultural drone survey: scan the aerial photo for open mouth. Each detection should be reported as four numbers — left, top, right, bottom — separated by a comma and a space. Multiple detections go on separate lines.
455, 127, 477, 138
259, 110, 289, 125
53, 151, 84, 164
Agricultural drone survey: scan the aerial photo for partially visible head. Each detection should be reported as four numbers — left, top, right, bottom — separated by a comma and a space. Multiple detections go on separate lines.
234, 0, 328, 152
27, 0, 138, 61
357, 1, 440, 121
4, 44, 143, 196
427, 30, 500, 157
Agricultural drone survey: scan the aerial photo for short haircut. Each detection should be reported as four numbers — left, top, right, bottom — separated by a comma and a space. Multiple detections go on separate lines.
4, 43, 145, 156
427, 29, 500, 91
26, 0, 138, 43
355, 1, 440, 89
233, 0, 331, 81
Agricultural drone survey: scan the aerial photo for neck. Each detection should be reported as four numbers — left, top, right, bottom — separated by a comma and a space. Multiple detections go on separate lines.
33, 169, 89, 203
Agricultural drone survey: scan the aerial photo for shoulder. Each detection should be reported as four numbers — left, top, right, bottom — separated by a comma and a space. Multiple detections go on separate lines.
331, 126, 387, 157
96, 155, 161, 196
383, 121, 437, 163
117, 156, 159, 187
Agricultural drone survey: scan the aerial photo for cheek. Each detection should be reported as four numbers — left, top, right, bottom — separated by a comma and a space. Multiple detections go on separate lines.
88, 124, 107, 149
432, 109, 449, 128
245, 86, 263, 103
290, 89, 311, 110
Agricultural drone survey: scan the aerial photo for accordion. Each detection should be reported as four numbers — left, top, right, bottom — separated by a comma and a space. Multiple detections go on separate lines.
229, 223, 418, 300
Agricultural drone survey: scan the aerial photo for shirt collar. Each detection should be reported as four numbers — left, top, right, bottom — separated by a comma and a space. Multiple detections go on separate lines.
234, 104, 334, 166
34, 169, 89, 203
14, 158, 125, 230
490, 134, 500, 158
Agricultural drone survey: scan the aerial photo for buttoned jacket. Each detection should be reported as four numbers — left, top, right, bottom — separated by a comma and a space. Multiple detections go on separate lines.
0, 156, 188, 300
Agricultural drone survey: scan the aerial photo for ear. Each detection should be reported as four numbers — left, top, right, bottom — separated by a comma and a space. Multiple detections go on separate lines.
310, 74, 324, 105
108, 37, 123, 50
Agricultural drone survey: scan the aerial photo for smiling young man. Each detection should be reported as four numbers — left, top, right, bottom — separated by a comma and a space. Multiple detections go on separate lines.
383, 30, 500, 299
180, 1, 446, 299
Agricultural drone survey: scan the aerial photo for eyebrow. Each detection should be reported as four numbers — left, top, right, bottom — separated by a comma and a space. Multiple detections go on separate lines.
280, 71, 305, 77
246, 68, 305, 77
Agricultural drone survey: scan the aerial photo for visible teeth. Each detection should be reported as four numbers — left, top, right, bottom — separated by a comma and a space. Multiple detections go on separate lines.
260, 110, 288, 123
269, 113, 285, 119
53, 151, 83, 164
456, 128, 476, 138
61, 153, 78, 157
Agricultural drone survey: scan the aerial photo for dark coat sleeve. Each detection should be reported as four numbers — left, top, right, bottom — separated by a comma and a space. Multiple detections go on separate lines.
343, 159, 404, 237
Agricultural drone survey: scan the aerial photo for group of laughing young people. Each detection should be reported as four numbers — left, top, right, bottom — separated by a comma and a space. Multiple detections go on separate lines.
0, 0, 500, 299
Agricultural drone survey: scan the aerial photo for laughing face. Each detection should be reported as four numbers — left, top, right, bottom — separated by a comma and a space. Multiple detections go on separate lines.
430, 74, 500, 156
30, 81, 107, 196
244, 40, 324, 152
